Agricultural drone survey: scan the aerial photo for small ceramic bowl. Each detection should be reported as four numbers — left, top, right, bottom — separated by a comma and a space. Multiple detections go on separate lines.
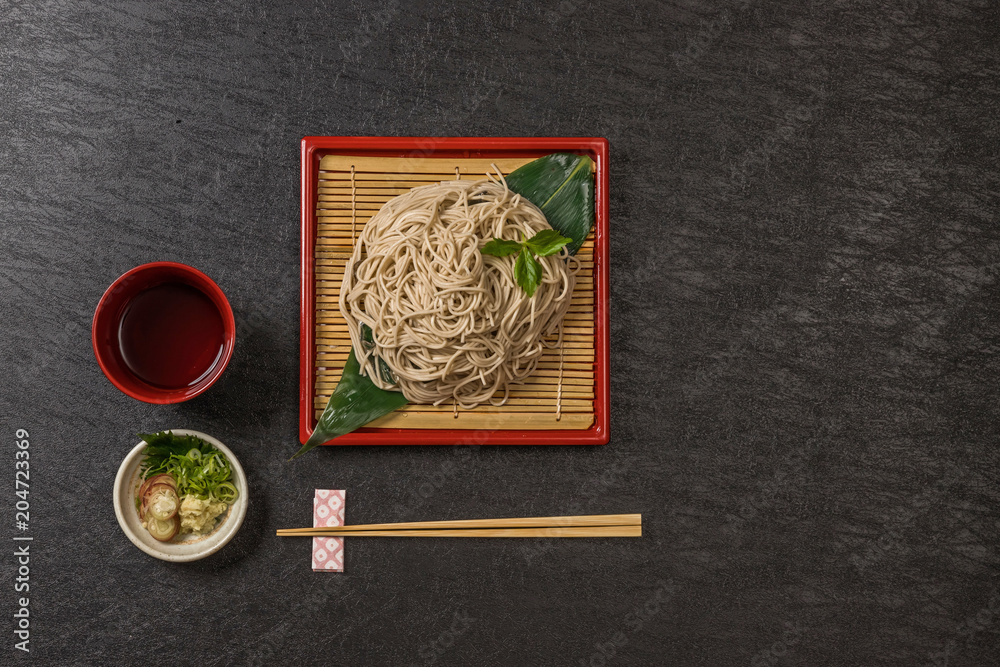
113, 429, 248, 562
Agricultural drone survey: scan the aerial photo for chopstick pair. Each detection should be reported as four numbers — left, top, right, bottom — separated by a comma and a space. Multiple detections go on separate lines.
276, 513, 642, 538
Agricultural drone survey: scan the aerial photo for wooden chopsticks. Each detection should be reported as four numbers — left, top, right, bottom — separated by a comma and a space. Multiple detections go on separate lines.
276, 513, 641, 538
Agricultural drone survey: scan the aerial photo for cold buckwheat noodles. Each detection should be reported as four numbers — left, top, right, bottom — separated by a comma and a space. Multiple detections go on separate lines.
339, 170, 577, 410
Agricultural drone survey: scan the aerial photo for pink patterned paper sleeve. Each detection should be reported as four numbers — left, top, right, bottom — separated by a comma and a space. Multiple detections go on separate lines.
312, 490, 345, 572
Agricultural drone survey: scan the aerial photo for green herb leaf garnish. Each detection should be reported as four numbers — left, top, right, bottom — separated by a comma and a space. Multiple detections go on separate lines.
513, 249, 543, 297
480, 238, 523, 257
526, 229, 573, 257
481, 229, 570, 297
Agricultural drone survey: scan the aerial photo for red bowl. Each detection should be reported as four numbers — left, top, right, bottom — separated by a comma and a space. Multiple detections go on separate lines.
92, 262, 236, 404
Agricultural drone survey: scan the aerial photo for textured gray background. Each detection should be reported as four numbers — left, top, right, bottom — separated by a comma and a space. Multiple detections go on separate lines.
2, 0, 999, 665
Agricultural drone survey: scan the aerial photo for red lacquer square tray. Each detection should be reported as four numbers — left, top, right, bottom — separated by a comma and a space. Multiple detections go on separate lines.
300, 136, 609, 445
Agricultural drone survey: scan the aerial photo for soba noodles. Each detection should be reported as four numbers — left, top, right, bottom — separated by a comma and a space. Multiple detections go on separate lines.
339, 171, 576, 409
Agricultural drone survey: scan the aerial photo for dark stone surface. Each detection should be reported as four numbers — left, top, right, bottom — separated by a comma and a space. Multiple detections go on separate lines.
2, 0, 999, 664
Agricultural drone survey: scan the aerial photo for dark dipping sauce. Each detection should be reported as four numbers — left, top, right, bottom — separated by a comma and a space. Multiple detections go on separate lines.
118, 282, 225, 389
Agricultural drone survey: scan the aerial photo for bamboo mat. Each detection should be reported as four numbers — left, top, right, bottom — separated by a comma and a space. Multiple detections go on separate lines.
314, 154, 596, 430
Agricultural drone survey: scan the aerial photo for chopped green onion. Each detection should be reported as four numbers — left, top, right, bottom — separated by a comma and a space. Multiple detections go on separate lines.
138, 431, 238, 502
214, 482, 238, 503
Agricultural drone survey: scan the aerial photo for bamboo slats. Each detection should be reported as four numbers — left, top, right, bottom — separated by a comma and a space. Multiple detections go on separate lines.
313, 155, 596, 430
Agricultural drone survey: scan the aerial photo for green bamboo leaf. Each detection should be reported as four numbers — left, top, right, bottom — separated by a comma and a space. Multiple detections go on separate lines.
291, 349, 408, 459
360, 323, 397, 384
505, 153, 582, 207
505, 153, 595, 255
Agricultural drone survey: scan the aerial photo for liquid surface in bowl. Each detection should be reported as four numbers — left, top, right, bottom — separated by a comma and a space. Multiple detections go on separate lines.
118, 282, 225, 388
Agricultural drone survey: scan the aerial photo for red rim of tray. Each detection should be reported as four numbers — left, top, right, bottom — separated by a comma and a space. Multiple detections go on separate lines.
300, 136, 610, 445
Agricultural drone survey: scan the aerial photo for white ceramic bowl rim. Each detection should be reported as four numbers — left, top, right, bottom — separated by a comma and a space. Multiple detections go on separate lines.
113, 429, 248, 562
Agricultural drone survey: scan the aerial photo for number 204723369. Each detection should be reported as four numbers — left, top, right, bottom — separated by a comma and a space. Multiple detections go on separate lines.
15, 429, 29, 530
